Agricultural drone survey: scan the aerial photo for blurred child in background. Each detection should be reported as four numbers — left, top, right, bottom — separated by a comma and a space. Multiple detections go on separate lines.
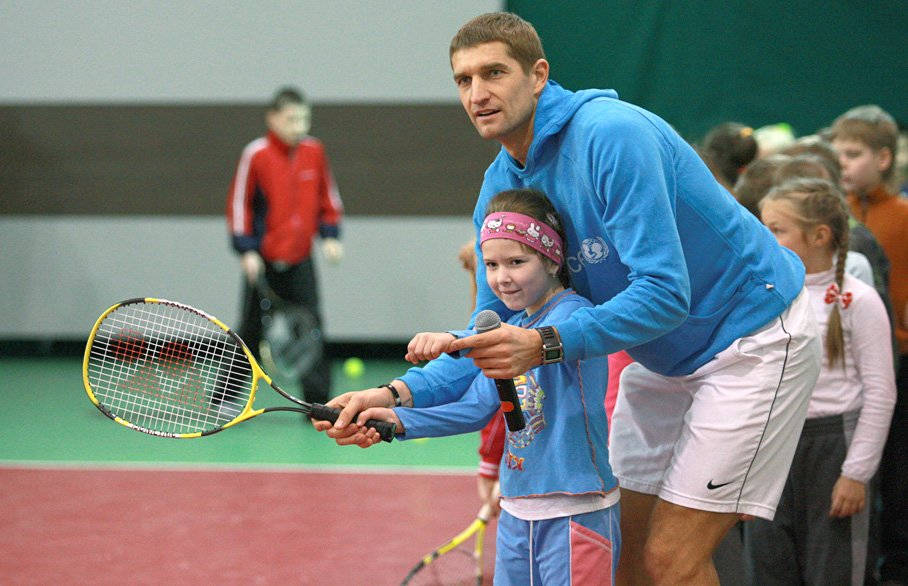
744, 178, 896, 585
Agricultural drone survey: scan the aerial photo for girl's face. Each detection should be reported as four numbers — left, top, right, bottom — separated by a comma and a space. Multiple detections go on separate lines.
482, 238, 561, 314
761, 199, 832, 273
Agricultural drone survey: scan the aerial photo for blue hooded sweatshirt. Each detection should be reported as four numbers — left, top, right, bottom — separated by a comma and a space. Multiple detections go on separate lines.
400, 81, 804, 407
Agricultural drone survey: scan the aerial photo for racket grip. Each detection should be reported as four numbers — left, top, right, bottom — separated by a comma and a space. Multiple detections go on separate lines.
309, 403, 396, 443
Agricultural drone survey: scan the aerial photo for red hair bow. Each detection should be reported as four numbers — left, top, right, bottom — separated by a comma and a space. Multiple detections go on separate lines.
824, 283, 852, 309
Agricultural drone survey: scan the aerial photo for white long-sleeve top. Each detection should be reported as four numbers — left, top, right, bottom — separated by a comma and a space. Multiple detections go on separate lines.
805, 268, 897, 482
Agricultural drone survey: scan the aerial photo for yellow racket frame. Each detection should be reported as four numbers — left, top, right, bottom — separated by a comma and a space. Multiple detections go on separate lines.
82, 297, 276, 438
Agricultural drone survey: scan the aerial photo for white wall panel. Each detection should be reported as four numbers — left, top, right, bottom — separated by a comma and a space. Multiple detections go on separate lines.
0, 1, 502, 103
0, 216, 476, 340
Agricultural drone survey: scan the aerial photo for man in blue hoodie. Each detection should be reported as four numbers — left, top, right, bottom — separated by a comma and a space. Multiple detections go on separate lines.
319, 12, 821, 585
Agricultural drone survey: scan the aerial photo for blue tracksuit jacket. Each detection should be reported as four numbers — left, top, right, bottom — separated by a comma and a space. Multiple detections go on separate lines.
401, 80, 804, 407
395, 290, 617, 499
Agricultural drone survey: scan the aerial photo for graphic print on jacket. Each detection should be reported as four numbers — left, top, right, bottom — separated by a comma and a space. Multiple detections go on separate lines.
506, 372, 546, 470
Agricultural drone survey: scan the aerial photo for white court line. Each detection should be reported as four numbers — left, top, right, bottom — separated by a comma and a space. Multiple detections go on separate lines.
0, 459, 475, 476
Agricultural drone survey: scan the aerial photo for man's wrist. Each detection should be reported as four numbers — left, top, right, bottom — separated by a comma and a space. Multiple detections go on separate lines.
536, 326, 564, 364
379, 383, 401, 408
380, 381, 413, 408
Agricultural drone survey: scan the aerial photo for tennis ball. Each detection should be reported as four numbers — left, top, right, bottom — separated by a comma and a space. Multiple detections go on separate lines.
343, 357, 365, 378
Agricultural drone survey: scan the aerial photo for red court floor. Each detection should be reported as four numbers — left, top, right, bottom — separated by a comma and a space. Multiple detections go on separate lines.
1, 466, 497, 585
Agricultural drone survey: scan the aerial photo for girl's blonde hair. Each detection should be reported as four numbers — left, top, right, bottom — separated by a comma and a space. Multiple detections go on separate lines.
760, 178, 851, 367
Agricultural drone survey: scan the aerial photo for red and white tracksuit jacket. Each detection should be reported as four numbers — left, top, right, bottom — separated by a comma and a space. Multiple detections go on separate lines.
227, 130, 343, 263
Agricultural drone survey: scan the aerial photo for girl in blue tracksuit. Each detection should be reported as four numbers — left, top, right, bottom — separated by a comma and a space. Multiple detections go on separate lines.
373, 188, 619, 585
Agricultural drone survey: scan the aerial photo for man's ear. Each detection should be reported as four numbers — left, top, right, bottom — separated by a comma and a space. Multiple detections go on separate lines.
532, 59, 549, 96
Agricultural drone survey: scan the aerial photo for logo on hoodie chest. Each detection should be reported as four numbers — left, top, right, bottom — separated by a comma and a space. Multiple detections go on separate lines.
566, 236, 609, 274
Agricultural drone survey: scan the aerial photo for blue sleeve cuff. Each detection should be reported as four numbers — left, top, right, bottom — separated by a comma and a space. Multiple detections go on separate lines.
231, 234, 260, 254
319, 224, 340, 239
444, 329, 475, 358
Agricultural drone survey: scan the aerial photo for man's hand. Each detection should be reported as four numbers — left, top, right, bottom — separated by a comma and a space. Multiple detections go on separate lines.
241, 251, 264, 283
311, 385, 407, 448
830, 476, 866, 518
447, 323, 542, 379
405, 332, 456, 364
321, 238, 343, 264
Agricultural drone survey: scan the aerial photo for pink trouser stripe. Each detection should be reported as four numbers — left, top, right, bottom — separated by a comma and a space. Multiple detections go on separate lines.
570, 520, 613, 585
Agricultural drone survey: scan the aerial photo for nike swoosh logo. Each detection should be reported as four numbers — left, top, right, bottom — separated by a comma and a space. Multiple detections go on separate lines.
707, 480, 733, 490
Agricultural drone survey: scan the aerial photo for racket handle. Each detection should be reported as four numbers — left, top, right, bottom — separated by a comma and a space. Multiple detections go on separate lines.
309, 403, 396, 443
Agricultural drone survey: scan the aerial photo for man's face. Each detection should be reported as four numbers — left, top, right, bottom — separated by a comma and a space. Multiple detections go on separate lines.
266, 103, 311, 146
831, 138, 889, 193
451, 42, 547, 159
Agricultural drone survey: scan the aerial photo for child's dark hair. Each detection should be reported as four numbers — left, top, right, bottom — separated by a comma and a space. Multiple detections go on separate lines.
775, 154, 835, 184
484, 188, 570, 288
780, 136, 841, 184
734, 154, 792, 217
268, 86, 307, 112
702, 122, 758, 188
760, 178, 851, 367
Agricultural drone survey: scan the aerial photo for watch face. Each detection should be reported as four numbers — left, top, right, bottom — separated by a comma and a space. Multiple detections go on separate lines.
538, 326, 562, 363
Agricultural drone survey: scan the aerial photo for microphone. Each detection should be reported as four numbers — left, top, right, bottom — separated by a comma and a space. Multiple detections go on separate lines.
474, 310, 526, 431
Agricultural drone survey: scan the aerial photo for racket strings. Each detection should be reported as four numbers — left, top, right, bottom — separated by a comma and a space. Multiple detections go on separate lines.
87, 301, 255, 434
260, 301, 321, 381
407, 546, 482, 586
404, 522, 485, 586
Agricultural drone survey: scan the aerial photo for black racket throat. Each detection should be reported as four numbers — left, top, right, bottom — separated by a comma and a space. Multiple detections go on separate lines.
266, 382, 395, 442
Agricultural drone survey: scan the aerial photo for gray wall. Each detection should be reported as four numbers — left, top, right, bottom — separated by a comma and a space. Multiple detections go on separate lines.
0, 216, 475, 340
1, 1, 499, 103
1, 1, 502, 341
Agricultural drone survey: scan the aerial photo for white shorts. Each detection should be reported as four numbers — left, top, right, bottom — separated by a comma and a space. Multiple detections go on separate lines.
609, 288, 821, 520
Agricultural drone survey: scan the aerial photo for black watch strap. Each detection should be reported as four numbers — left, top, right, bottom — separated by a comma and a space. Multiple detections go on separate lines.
536, 326, 564, 364
380, 383, 402, 407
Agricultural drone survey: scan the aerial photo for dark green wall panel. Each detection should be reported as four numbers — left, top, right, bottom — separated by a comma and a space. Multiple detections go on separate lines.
508, 2, 907, 141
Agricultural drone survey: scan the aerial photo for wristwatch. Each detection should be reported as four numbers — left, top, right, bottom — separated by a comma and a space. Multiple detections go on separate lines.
536, 326, 564, 364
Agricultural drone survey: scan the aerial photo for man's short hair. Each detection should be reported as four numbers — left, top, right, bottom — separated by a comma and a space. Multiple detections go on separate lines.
830, 105, 898, 179
450, 12, 545, 73
268, 86, 307, 112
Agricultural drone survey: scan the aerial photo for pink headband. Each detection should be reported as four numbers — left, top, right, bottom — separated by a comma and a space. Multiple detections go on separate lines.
480, 212, 564, 265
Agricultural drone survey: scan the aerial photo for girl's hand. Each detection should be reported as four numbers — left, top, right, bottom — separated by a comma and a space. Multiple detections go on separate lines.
477, 476, 501, 518
405, 332, 457, 364
830, 476, 866, 518
354, 407, 404, 446
313, 387, 399, 447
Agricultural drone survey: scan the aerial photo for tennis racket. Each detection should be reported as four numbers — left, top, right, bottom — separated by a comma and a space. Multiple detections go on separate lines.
401, 503, 491, 585
82, 297, 395, 441
255, 276, 322, 386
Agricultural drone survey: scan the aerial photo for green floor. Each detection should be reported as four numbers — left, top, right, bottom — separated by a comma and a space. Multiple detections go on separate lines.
1, 357, 479, 471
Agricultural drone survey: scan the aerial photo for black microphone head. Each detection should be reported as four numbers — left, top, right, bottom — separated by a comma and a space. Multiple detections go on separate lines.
474, 309, 502, 333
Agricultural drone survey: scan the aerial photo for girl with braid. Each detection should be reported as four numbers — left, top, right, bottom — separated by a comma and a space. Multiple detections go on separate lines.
744, 178, 896, 585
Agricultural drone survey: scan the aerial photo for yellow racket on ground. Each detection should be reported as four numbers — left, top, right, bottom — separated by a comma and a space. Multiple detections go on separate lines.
82, 297, 395, 440
401, 502, 491, 585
